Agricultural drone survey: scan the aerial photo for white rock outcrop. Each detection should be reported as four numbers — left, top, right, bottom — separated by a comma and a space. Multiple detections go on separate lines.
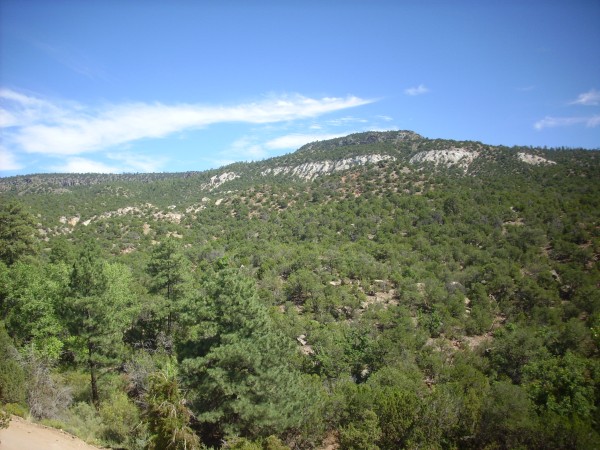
517, 152, 556, 166
261, 154, 395, 180
202, 172, 239, 190
409, 148, 479, 172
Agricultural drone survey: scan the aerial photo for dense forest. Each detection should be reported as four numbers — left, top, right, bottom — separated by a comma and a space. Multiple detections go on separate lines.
1, 131, 599, 449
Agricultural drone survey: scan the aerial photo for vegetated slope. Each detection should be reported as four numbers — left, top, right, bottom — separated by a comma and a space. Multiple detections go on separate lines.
1, 130, 596, 225
1, 130, 599, 449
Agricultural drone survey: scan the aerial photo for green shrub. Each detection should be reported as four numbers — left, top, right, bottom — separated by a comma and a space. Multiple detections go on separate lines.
99, 391, 145, 448
0, 323, 26, 405
2, 402, 28, 418
0, 408, 9, 429
62, 402, 104, 444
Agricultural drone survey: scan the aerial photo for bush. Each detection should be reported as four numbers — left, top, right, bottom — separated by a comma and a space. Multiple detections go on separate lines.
0, 408, 9, 429
0, 323, 26, 405
338, 409, 381, 450
61, 402, 104, 444
24, 351, 72, 419
145, 365, 201, 450
99, 391, 145, 449
2, 402, 28, 418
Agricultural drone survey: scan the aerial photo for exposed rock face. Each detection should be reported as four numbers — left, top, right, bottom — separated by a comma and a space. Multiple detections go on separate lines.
517, 152, 556, 166
202, 172, 239, 190
261, 154, 396, 180
409, 148, 479, 172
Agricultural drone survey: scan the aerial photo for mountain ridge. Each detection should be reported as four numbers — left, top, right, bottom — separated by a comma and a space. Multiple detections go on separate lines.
1, 130, 597, 195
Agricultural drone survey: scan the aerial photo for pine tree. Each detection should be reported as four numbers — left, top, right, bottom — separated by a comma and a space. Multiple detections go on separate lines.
66, 240, 135, 408
180, 269, 314, 441
0, 202, 38, 266
147, 238, 192, 339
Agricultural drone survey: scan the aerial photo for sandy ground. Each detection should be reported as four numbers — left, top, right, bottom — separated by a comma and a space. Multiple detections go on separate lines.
0, 416, 101, 450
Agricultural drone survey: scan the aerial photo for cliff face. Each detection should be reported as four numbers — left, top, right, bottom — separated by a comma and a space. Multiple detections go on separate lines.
260, 154, 396, 180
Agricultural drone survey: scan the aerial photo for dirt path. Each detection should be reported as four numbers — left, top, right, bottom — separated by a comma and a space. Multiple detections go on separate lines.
0, 416, 102, 450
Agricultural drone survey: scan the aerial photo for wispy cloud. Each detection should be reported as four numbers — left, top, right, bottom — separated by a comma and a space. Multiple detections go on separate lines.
534, 115, 600, 130
46, 153, 169, 174
50, 157, 123, 174
33, 40, 108, 81
1, 89, 373, 158
326, 116, 369, 126
571, 89, 600, 106
265, 133, 348, 150
106, 152, 169, 173
226, 136, 270, 160
0, 146, 23, 171
404, 84, 430, 96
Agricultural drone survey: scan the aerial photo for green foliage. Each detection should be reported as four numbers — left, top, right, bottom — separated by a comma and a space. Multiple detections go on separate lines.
65, 239, 136, 407
339, 409, 381, 450
476, 381, 539, 449
2, 261, 68, 360
99, 391, 145, 448
0, 408, 9, 429
523, 350, 597, 420
147, 238, 193, 339
145, 364, 200, 450
0, 201, 38, 265
0, 322, 26, 405
181, 269, 317, 441
223, 435, 290, 450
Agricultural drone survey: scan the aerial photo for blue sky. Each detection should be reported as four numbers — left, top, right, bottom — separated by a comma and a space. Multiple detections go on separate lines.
1, 0, 599, 176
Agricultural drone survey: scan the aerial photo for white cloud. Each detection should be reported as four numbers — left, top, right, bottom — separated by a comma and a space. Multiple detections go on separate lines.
0, 88, 70, 128
534, 115, 600, 130
50, 157, 124, 173
375, 115, 393, 121
571, 89, 600, 106
0, 146, 23, 171
326, 116, 369, 126
106, 152, 168, 173
227, 136, 269, 160
1, 89, 373, 157
404, 84, 430, 96
265, 133, 348, 150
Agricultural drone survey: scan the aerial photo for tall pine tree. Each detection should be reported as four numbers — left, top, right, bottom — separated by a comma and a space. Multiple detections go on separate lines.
66, 239, 135, 408
180, 268, 316, 443
147, 238, 192, 340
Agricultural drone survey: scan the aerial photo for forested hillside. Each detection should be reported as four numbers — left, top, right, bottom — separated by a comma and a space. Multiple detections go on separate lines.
1, 131, 599, 449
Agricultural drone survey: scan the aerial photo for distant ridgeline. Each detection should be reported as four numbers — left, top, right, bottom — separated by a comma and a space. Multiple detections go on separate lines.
1, 130, 597, 194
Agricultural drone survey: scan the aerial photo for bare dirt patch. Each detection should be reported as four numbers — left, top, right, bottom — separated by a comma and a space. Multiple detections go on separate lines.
0, 416, 102, 450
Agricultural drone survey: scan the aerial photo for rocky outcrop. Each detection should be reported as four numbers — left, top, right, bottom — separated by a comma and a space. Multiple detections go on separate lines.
409, 148, 479, 172
261, 154, 396, 180
201, 172, 239, 191
517, 152, 556, 166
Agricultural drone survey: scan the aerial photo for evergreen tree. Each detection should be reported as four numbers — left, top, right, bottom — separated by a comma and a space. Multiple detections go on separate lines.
180, 269, 315, 442
66, 240, 135, 408
0, 202, 38, 266
147, 238, 192, 338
